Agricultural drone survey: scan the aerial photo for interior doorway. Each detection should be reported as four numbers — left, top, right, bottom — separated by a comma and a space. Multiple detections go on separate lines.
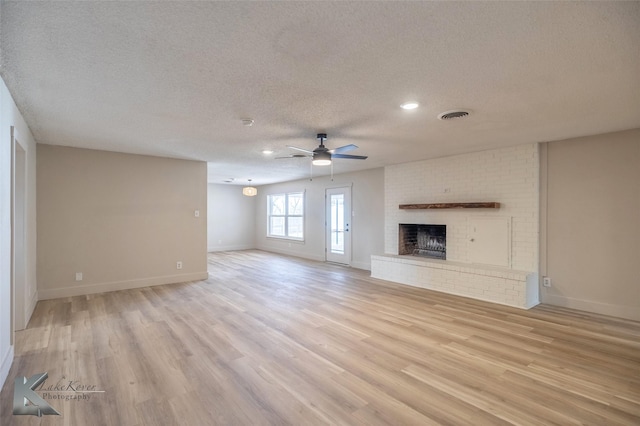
11, 126, 27, 335
325, 186, 352, 265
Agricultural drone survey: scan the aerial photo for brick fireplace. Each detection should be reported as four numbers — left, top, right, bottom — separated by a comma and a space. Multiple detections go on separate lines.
371, 143, 540, 309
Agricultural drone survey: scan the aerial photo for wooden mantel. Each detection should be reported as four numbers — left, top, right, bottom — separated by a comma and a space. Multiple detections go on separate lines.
399, 202, 500, 209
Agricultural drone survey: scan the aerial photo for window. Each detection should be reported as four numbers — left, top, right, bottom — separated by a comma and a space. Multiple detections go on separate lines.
268, 192, 304, 240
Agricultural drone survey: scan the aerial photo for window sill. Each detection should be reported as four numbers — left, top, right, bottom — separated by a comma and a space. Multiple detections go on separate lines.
266, 236, 305, 243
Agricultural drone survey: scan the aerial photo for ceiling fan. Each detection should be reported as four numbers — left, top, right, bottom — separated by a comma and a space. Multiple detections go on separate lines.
276, 133, 368, 166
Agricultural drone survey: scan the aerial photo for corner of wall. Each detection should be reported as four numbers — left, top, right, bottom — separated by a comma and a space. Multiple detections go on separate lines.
27, 289, 38, 324
538, 142, 549, 304
351, 260, 372, 271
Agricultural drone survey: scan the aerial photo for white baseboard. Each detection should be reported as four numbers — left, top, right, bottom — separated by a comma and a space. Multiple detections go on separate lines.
255, 248, 371, 269
208, 244, 255, 252
38, 271, 209, 300
255, 246, 325, 263
543, 293, 640, 321
0, 345, 14, 392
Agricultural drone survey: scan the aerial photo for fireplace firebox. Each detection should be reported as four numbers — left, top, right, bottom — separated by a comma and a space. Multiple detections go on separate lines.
399, 224, 446, 259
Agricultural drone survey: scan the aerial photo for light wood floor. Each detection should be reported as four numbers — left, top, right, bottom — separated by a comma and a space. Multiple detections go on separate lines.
1, 250, 639, 425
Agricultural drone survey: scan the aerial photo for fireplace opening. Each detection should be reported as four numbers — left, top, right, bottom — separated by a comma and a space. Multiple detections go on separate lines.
399, 224, 446, 259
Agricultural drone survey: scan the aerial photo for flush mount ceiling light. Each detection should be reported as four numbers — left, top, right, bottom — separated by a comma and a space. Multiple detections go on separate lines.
400, 102, 419, 110
262, 150, 273, 155
438, 110, 470, 120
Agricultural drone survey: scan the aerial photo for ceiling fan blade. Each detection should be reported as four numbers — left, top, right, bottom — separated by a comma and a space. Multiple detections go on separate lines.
275, 154, 310, 159
286, 145, 314, 154
331, 154, 368, 160
330, 144, 359, 154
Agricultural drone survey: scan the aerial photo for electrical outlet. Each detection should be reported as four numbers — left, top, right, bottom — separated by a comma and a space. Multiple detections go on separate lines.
176, 261, 183, 270
543, 277, 551, 287
75, 272, 83, 281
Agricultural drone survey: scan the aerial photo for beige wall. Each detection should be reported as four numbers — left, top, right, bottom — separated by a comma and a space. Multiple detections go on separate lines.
542, 129, 640, 320
207, 183, 256, 251
256, 168, 385, 270
37, 145, 208, 299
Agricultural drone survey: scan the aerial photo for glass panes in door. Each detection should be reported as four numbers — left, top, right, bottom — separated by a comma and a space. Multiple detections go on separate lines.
330, 194, 344, 254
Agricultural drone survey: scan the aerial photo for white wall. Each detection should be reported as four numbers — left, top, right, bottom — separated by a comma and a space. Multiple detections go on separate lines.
207, 183, 256, 252
256, 168, 385, 270
541, 129, 640, 321
0, 77, 38, 389
385, 143, 540, 272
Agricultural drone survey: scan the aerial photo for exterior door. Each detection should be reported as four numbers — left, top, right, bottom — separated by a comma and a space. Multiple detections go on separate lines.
326, 186, 351, 265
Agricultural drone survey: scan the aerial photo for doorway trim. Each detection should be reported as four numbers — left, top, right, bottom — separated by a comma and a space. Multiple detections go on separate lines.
11, 126, 29, 335
325, 185, 352, 266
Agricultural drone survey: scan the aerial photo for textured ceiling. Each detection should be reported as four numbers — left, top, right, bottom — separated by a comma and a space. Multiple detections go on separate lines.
1, 1, 639, 185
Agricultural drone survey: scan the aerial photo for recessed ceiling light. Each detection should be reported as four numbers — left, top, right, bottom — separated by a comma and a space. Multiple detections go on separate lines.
241, 118, 254, 127
262, 150, 273, 155
400, 102, 419, 110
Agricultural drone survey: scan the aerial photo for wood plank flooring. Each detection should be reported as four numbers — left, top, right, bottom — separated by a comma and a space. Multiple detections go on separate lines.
1, 250, 639, 425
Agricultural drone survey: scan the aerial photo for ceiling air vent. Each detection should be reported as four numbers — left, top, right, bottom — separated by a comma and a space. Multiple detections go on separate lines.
438, 110, 470, 120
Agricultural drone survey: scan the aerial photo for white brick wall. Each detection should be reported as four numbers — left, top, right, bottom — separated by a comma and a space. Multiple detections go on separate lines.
371, 255, 539, 309
385, 143, 539, 272
377, 144, 540, 309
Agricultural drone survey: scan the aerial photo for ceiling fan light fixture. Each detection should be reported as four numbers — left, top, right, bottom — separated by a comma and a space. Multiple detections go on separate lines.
312, 151, 332, 166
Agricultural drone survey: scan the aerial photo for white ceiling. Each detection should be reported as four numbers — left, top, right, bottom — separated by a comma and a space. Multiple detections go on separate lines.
1, 1, 639, 185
